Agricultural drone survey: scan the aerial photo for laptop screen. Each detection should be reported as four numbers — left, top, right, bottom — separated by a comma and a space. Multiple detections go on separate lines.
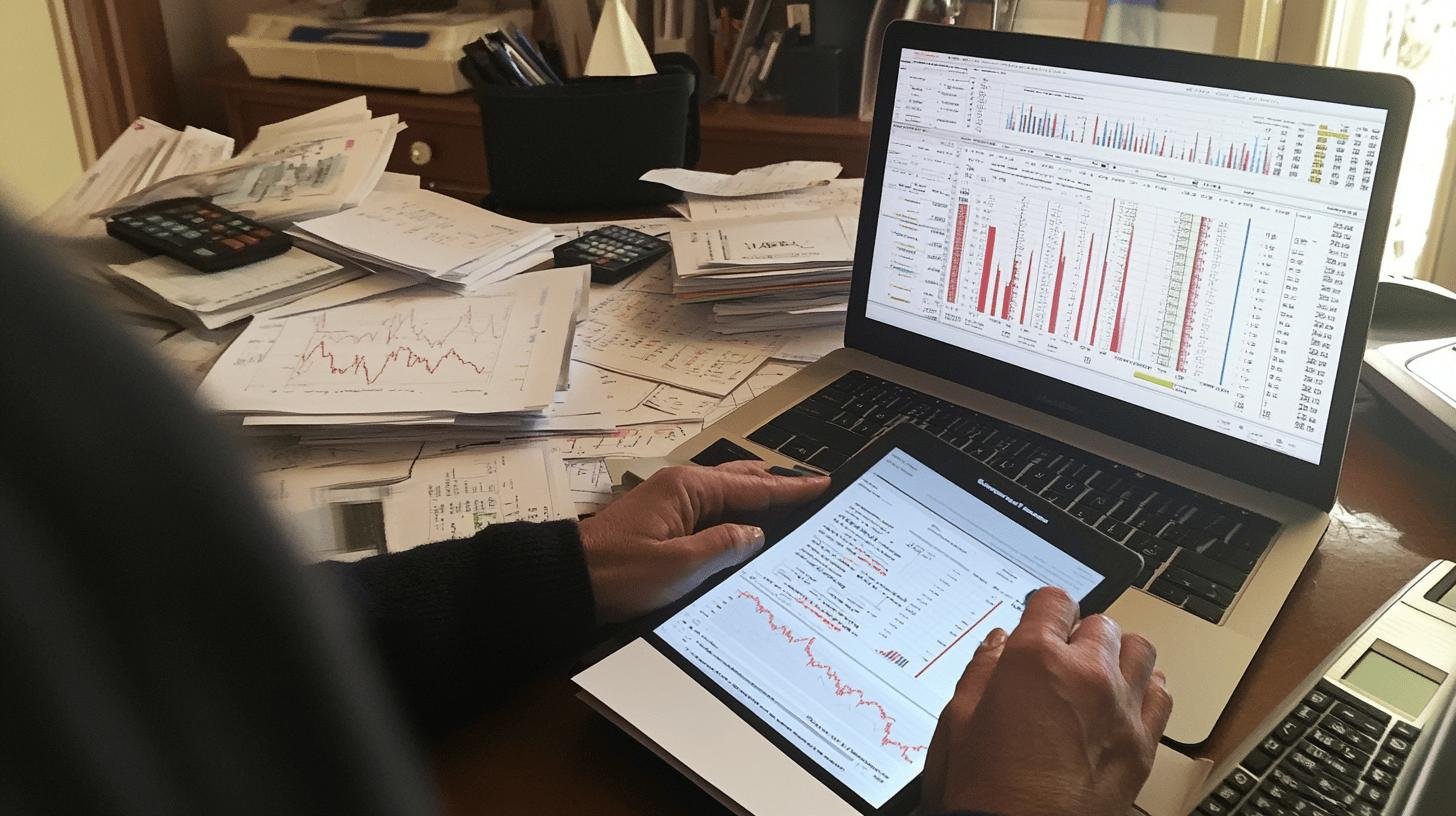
864, 48, 1389, 465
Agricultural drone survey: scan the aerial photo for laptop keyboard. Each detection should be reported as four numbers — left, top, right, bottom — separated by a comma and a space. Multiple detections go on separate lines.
745, 370, 1281, 624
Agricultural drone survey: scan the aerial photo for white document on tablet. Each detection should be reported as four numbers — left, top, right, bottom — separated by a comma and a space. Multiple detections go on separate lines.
575, 444, 1114, 815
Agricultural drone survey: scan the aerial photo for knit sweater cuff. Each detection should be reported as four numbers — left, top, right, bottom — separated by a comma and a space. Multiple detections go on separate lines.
326, 519, 596, 732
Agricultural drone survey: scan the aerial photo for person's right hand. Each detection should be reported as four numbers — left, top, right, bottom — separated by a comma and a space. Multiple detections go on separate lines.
921, 587, 1173, 816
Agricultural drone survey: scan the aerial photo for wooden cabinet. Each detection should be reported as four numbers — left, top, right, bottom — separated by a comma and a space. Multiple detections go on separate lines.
201, 64, 871, 203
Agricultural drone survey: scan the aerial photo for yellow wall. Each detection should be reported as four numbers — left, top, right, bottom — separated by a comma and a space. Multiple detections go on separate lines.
0, 1, 84, 219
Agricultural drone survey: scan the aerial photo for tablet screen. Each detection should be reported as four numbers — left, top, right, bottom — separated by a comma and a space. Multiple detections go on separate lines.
654, 446, 1105, 808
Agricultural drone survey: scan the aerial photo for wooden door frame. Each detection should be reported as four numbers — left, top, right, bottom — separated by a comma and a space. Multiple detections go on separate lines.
51, 0, 179, 163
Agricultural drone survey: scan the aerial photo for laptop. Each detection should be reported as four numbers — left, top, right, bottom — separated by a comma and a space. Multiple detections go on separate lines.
671, 22, 1413, 744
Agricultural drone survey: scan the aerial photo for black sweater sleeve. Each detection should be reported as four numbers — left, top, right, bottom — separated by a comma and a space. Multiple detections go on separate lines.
322, 519, 597, 734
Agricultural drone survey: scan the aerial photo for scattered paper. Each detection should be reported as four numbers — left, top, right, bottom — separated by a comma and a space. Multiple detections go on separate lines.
290, 188, 553, 289
257, 269, 419, 319
566, 458, 615, 514
147, 126, 235, 186
33, 118, 181, 238
572, 289, 783, 396
677, 178, 863, 221
642, 160, 843, 197
383, 444, 575, 550
550, 422, 703, 459
201, 271, 580, 415
109, 247, 356, 329
255, 453, 418, 562
150, 324, 246, 390
703, 361, 802, 426
771, 324, 844, 363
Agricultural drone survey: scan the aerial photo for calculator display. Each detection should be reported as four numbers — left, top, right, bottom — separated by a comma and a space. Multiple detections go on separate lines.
1343, 650, 1442, 718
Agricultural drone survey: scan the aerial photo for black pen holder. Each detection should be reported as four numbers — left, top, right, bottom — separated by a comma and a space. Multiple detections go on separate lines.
466, 54, 701, 210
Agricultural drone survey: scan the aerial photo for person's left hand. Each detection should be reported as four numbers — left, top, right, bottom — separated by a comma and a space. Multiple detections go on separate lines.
578, 460, 829, 623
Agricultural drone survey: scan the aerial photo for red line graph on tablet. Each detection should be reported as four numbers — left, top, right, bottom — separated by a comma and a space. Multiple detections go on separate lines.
737, 591, 928, 763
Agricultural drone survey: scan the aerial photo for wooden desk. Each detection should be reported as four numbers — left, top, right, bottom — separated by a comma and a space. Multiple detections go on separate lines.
432, 394, 1456, 814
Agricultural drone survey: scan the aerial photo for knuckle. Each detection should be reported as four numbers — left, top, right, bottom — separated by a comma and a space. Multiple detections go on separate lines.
1124, 632, 1156, 659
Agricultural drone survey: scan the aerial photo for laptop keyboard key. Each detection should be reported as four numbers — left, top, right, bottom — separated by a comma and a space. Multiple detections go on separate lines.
1149, 579, 1190, 606
779, 437, 824, 463
1183, 595, 1225, 623
1160, 567, 1235, 607
807, 448, 849, 471
747, 423, 793, 449
1174, 550, 1249, 590
1096, 517, 1133, 542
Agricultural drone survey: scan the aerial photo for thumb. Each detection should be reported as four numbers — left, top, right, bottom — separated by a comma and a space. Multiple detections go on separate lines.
674, 523, 766, 583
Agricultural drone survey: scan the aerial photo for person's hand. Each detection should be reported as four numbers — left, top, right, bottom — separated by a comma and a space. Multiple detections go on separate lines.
577, 461, 829, 623
921, 587, 1173, 816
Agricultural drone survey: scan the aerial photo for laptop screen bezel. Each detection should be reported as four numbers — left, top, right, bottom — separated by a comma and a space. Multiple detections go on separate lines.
845, 22, 1413, 510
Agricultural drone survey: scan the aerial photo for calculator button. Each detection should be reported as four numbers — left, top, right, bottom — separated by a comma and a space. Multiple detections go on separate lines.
1358, 785, 1387, 806
238, 234, 259, 245
1363, 766, 1396, 788
1391, 721, 1419, 741
193, 248, 216, 257
251, 228, 273, 238
1321, 718, 1376, 751
222, 238, 245, 250
182, 230, 203, 239
1226, 767, 1257, 792
1332, 704, 1386, 739
1292, 704, 1321, 723
1373, 751, 1404, 773
144, 214, 164, 223
1384, 735, 1412, 756
1304, 685, 1336, 711
1274, 718, 1305, 743
1211, 783, 1241, 807
1243, 749, 1275, 775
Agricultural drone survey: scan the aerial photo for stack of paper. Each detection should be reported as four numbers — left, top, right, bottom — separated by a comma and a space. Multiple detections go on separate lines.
107, 248, 363, 329
34, 119, 235, 238
199, 268, 586, 440
287, 188, 555, 293
99, 97, 403, 225
669, 214, 855, 333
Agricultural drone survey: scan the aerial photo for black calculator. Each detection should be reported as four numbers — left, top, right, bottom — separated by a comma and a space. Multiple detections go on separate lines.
106, 197, 292, 272
553, 225, 671, 284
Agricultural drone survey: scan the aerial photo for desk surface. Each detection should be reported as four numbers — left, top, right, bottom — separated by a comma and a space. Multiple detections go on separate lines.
431, 393, 1456, 815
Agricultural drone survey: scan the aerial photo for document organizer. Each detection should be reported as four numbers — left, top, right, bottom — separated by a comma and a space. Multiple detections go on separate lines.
467, 54, 701, 209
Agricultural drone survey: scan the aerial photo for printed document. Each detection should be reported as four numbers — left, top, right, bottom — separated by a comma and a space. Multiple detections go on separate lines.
572, 289, 783, 396
382, 444, 574, 550
201, 270, 580, 415
677, 178, 863, 221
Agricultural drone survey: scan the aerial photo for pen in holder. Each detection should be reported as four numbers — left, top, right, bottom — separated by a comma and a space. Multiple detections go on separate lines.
462, 53, 701, 210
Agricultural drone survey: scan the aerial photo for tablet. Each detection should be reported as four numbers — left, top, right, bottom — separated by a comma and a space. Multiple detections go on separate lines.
576, 424, 1143, 816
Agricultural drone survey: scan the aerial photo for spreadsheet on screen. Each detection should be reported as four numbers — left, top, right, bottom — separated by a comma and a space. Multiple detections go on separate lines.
865, 48, 1388, 465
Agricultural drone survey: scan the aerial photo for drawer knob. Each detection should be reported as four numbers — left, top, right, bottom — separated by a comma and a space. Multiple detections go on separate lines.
409, 140, 434, 166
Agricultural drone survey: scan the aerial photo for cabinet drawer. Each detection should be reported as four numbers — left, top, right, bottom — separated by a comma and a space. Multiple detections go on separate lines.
384, 116, 489, 198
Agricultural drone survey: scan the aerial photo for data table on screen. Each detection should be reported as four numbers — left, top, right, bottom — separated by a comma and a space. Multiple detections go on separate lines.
868, 49, 1388, 464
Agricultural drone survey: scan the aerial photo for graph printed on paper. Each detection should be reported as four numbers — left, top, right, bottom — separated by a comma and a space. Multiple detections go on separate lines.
868, 49, 1386, 463
204, 280, 576, 415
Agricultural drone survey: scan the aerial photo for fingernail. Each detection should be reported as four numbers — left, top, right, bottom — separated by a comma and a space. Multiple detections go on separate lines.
1152, 668, 1167, 686
981, 628, 1007, 649
741, 525, 766, 549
